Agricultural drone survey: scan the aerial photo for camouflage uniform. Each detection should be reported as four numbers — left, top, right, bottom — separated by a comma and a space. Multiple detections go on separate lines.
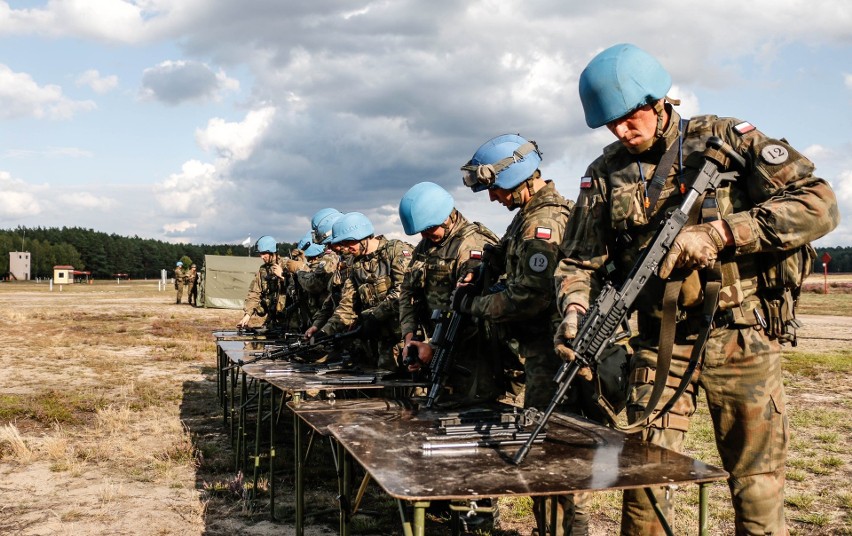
297, 249, 339, 319
243, 256, 292, 329
310, 254, 351, 331
469, 180, 589, 536
320, 237, 413, 370
187, 265, 198, 306
174, 265, 186, 304
399, 210, 502, 405
555, 107, 839, 535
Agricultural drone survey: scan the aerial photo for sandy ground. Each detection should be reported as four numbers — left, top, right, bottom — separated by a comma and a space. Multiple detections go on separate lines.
0, 280, 850, 535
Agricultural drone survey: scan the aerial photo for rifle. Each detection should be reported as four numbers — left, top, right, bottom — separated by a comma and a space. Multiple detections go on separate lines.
261, 326, 362, 362
511, 136, 745, 465
422, 253, 495, 408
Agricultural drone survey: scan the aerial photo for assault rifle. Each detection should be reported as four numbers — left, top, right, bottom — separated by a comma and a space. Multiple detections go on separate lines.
423, 308, 467, 408
422, 251, 495, 408
239, 326, 362, 365
511, 136, 745, 465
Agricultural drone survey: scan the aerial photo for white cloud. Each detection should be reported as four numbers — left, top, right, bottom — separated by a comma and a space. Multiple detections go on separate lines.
154, 159, 228, 216
196, 106, 276, 161
139, 60, 239, 105
0, 64, 96, 120
76, 69, 118, 94
163, 221, 198, 234
61, 192, 116, 210
0, 171, 43, 219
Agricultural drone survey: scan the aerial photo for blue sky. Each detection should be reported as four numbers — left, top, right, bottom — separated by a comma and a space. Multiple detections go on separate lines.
1, 0, 850, 248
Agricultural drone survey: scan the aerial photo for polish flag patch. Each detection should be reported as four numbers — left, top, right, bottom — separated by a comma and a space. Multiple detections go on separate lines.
734, 121, 755, 135
535, 227, 552, 240
580, 176, 592, 189
402, 249, 411, 257
469, 250, 483, 260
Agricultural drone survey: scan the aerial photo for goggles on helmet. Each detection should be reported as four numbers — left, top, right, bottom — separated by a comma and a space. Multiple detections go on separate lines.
461, 140, 540, 189
312, 229, 331, 245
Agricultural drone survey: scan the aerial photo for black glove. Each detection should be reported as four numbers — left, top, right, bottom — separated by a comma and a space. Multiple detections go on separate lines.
450, 285, 475, 314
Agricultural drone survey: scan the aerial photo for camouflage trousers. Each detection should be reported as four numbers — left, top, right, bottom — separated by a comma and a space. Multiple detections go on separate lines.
175, 281, 185, 303
516, 334, 592, 536
624, 326, 787, 536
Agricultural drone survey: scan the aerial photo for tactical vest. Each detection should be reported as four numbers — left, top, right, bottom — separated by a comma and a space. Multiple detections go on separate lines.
601, 112, 816, 341
351, 238, 404, 309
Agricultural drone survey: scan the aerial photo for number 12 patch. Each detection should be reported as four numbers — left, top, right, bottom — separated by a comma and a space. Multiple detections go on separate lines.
529, 252, 548, 272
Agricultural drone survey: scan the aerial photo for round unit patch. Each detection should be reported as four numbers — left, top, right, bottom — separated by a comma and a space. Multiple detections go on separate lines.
528, 252, 549, 273
760, 144, 789, 165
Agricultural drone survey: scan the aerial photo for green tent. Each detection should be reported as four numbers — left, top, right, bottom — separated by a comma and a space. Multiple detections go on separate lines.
200, 254, 263, 309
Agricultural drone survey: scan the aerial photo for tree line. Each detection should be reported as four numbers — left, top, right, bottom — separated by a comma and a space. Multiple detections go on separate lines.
2, 226, 848, 281
1, 226, 297, 280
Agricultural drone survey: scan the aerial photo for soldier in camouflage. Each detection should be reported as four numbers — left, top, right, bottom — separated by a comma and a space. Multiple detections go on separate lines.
398, 181, 503, 406
187, 263, 198, 306
555, 43, 839, 535
295, 231, 337, 320
458, 134, 592, 535
302, 209, 344, 334
309, 212, 414, 371
238, 235, 300, 330
174, 261, 186, 304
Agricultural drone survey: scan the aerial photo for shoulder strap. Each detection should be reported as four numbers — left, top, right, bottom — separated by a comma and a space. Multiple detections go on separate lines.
644, 119, 689, 220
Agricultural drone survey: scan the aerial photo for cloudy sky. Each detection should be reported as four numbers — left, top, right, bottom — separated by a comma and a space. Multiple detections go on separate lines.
1, 0, 850, 248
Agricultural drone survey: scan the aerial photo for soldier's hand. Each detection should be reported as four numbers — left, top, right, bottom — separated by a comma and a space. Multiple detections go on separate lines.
404, 340, 433, 371
553, 305, 583, 362
271, 264, 284, 278
237, 313, 252, 329
659, 222, 727, 279
285, 259, 301, 274
450, 284, 475, 314
304, 326, 318, 339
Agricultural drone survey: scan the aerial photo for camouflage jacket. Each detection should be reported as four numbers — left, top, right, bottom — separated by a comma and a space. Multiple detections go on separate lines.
470, 181, 573, 337
243, 256, 290, 318
322, 237, 413, 336
174, 266, 186, 284
555, 107, 839, 323
310, 254, 351, 330
297, 250, 338, 315
399, 212, 499, 336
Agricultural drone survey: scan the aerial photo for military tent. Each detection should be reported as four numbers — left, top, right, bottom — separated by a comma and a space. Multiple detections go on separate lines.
199, 254, 263, 309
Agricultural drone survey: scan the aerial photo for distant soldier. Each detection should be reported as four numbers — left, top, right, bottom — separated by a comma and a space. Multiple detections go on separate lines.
307, 212, 413, 370
398, 181, 503, 406
174, 261, 186, 304
187, 263, 199, 306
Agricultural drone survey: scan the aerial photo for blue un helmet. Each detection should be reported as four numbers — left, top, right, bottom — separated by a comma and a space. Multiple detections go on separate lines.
176, 261, 183, 267
311, 208, 343, 245
298, 231, 325, 258
255, 235, 277, 254
578, 43, 672, 129
398, 182, 455, 235
330, 212, 374, 244
461, 134, 542, 192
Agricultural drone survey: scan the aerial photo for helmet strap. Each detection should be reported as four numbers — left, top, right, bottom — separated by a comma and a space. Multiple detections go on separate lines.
509, 171, 540, 208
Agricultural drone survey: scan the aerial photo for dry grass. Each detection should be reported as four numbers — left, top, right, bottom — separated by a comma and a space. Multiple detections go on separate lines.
0, 279, 850, 535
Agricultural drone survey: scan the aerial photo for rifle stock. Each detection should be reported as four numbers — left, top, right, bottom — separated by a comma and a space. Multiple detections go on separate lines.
511, 136, 744, 465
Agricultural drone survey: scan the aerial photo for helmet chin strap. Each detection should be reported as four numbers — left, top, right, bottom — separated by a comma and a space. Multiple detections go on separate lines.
508, 171, 541, 208
626, 99, 671, 155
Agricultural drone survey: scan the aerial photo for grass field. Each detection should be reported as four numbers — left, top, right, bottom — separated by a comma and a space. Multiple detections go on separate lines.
0, 278, 849, 535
